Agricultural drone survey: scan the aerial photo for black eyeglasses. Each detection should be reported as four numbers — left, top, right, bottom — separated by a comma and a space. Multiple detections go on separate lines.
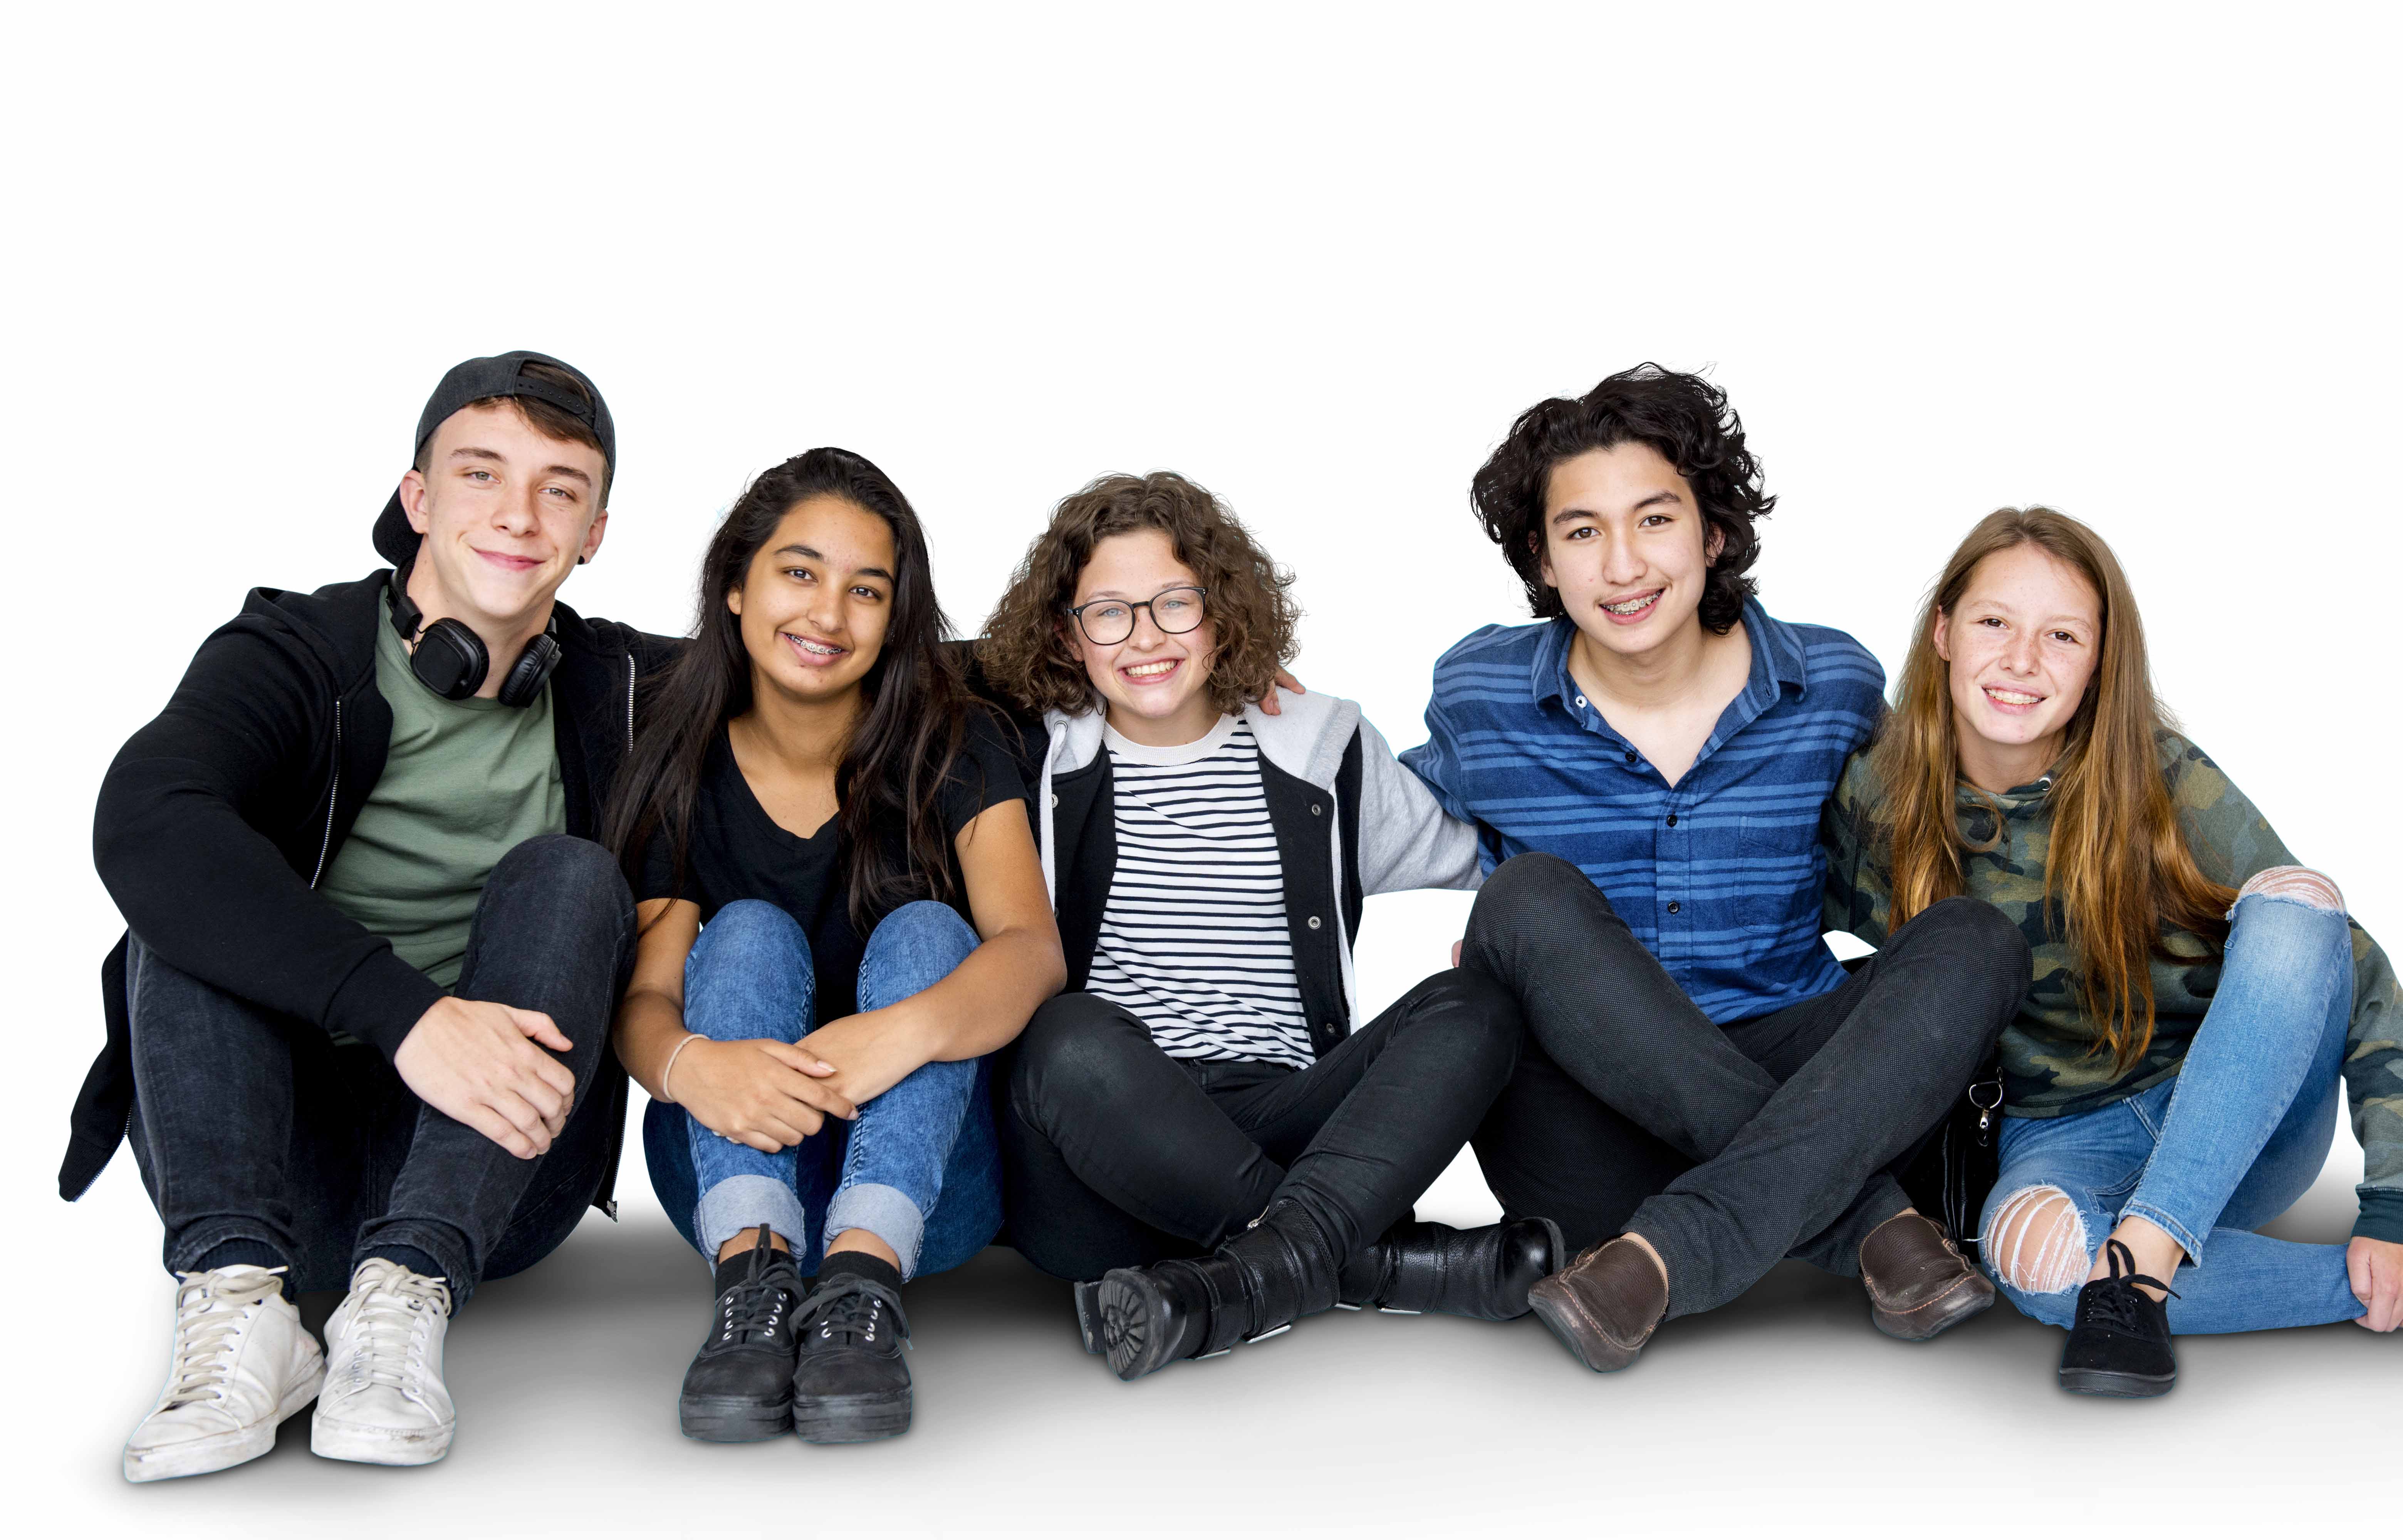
1067, 586, 1209, 645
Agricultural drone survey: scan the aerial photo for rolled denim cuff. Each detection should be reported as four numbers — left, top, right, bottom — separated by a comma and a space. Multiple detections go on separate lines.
2354, 1188, 2403, 1245
825, 1182, 926, 1279
2118, 1198, 2209, 1266
695, 1175, 808, 1262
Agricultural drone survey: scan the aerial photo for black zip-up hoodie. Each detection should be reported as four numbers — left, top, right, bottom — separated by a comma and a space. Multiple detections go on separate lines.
62, 568, 678, 1205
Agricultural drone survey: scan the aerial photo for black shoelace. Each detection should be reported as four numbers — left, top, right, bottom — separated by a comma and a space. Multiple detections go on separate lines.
801, 1277, 906, 1351
714, 1228, 801, 1349
2081, 1238, 2180, 1336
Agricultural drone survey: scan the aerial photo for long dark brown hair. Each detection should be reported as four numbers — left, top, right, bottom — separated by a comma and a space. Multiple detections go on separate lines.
602, 447, 972, 929
1872, 507, 2234, 1070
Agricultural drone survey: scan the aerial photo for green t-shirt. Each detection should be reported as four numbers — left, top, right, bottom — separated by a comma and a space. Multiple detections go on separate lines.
319, 618, 568, 990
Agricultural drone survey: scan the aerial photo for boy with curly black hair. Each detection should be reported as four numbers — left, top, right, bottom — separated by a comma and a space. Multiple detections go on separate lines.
1405, 365, 2031, 1372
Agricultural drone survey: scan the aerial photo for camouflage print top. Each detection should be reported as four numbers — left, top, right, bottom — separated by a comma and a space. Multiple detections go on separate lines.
1821, 731, 2403, 1244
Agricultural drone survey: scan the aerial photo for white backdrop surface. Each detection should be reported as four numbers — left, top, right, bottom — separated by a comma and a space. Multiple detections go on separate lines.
3, 3, 2395, 1535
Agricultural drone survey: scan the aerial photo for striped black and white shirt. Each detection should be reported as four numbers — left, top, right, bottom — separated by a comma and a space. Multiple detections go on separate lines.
1086, 716, 1312, 1069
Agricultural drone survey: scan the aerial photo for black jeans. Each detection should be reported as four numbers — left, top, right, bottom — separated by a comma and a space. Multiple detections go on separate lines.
1465, 853, 2029, 1320
1001, 969, 1522, 1281
125, 835, 636, 1305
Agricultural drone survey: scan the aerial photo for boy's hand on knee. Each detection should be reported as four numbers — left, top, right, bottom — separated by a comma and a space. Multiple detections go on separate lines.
678, 1039, 857, 1153
395, 998, 580, 1159
2349, 1237, 2403, 1331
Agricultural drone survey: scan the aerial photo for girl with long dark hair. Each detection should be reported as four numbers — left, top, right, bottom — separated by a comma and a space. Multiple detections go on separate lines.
606, 449, 1062, 1443
1823, 507, 2400, 1396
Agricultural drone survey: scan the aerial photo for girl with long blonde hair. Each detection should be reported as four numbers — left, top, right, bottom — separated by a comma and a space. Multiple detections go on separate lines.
1822, 507, 2399, 1394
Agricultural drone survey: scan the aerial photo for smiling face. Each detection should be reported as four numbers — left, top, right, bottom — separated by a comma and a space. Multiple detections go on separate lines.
1538, 441, 1721, 662
728, 495, 898, 710
400, 402, 609, 631
1935, 541, 2104, 787
1068, 527, 1222, 746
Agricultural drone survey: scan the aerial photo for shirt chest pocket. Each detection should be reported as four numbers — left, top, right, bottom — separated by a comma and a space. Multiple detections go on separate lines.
1735, 814, 1821, 932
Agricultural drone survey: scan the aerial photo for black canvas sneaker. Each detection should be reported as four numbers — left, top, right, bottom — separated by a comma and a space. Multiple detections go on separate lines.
790, 1274, 912, 1443
2058, 1238, 2180, 1397
680, 1228, 805, 1441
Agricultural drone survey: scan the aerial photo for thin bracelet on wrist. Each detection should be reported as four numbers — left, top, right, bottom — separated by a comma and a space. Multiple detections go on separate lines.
658, 1032, 705, 1105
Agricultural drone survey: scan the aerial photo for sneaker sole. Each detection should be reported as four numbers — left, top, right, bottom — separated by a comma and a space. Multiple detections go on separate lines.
310, 1413, 455, 1466
2059, 1366, 2176, 1398
1525, 1284, 1641, 1373
792, 1390, 911, 1443
1097, 1269, 1177, 1382
123, 1362, 325, 1483
679, 1393, 794, 1443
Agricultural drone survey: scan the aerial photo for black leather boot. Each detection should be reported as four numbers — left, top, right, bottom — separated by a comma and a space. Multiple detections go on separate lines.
1336, 1217, 1565, 1321
1097, 1202, 1342, 1382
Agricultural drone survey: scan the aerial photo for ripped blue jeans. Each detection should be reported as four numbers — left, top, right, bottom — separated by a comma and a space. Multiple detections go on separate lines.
1978, 888, 2364, 1332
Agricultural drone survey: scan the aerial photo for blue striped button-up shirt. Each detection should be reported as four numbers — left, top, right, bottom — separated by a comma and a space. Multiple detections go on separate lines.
1401, 600, 1885, 1025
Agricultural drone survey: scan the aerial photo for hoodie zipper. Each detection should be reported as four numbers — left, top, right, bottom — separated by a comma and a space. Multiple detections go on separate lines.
309, 699, 344, 887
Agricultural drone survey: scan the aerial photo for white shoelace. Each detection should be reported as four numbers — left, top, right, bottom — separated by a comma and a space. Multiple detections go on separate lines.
163, 1267, 287, 1409
337, 1266, 452, 1398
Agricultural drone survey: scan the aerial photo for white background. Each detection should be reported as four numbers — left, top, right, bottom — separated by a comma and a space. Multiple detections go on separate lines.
4, 3, 2395, 1535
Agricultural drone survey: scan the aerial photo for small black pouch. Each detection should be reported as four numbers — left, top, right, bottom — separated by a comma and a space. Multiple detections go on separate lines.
1898, 1059, 2004, 1263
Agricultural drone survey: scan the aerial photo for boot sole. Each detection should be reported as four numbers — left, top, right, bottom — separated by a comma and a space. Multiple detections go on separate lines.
1870, 1275, 1997, 1342
123, 1362, 324, 1482
1074, 1280, 1103, 1354
2059, 1366, 2176, 1398
1526, 1284, 1641, 1373
1098, 1269, 1179, 1382
793, 1390, 912, 1443
679, 1393, 793, 1442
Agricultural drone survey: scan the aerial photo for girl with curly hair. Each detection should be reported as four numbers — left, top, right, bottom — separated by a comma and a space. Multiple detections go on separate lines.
978, 470, 1560, 1382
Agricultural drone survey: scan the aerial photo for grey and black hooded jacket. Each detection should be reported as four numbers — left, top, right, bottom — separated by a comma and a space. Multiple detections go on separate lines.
1023, 687, 1481, 1057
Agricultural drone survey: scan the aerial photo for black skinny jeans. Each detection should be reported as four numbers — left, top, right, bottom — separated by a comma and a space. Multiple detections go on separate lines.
125, 835, 636, 1304
1001, 968, 1522, 1281
1466, 853, 2029, 1320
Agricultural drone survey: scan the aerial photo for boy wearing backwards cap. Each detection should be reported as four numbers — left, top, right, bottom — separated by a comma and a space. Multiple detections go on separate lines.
69, 351, 676, 1480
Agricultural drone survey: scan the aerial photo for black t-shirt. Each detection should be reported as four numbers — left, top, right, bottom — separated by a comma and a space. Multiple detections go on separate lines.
638, 716, 1027, 1021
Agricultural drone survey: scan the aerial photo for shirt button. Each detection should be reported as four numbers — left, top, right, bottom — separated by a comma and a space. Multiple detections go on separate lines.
1624, 751, 1637, 764
1666, 901, 1681, 915
1307, 916, 1322, 930
1575, 695, 1587, 708
1666, 813, 1678, 827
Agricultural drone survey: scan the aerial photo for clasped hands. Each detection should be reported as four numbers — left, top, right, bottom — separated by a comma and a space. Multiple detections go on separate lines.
667, 1008, 928, 1154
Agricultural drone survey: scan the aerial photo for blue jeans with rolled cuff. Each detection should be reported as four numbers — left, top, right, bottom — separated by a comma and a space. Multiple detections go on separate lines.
1980, 890, 2364, 1333
642, 899, 1003, 1279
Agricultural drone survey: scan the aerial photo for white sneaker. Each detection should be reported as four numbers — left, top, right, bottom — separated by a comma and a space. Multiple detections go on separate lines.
122, 1265, 324, 1483
310, 1258, 456, 1466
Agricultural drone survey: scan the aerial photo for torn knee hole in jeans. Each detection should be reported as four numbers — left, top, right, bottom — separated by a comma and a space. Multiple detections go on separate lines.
1989, 1186, 2089, 1294
2235, 864, 2345, 914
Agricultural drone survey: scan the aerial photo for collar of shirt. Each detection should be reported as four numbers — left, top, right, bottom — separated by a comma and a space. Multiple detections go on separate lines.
1529, 597, 1811, 754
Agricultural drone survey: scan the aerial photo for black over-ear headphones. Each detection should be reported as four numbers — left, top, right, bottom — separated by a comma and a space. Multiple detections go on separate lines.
387, 566, 563, 708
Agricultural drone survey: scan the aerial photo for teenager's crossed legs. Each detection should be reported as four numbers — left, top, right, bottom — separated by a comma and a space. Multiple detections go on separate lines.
1466, 851, 2029, 1320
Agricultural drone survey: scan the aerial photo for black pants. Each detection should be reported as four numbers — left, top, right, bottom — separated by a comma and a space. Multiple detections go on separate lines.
125, 835, 636, 1305
1001, 969, 1522, 1281
1466, 853, 2029, 1320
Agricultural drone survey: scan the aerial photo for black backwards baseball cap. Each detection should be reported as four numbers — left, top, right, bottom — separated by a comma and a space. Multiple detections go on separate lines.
373, 350, 617, 565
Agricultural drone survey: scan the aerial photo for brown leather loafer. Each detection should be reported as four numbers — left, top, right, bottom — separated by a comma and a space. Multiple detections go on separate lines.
1858, 1212, 1995, 1341
1525, 1236, 1669, 1372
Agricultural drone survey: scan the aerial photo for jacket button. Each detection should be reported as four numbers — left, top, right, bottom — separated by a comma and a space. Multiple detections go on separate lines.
1050, 794, 1059, 808
1311, 803, 1322, 816
1666, 901, 1681, 915
1306, 915, 1322, 930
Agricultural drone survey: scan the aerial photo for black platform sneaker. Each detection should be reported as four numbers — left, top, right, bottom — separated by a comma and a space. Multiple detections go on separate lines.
2059, 1238, 2180, 1398
790, 1272, 913, 1443
680, 1227, 804, 1441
